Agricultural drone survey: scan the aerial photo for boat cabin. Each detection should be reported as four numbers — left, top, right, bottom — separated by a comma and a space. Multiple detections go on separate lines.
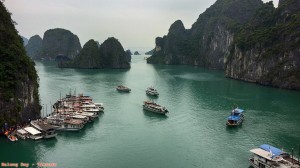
24, 127, 43, 140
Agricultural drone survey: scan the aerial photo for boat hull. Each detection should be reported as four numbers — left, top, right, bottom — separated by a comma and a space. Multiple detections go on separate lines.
143, 105, 167, 115
44, 133, 58, 139
146, 92, 159, 96
116, 88, 131, 92
226, 114, 244, 126
248, 158, 259, 168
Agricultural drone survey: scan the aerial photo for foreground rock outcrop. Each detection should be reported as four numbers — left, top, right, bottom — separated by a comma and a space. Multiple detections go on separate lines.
0, 2, 41, 126
59, 38, 130, 69
225, 0, 300, 90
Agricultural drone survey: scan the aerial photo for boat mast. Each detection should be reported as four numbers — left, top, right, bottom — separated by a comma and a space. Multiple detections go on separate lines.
292, 148, 294, 164
298, 144, 300, 165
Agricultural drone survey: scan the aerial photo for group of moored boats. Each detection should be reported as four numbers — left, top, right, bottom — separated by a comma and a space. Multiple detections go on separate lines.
116, 85, 167, 115
7, 93, 104, 141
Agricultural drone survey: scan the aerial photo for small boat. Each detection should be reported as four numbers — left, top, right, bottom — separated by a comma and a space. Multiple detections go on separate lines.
7, 134, 18, 142
249, 144, 300, 168
116, 85, 131, 92
46, 115, 85, 131
226, 108, 244, 126
143, 100, 168, 115
146, 87, 159, 96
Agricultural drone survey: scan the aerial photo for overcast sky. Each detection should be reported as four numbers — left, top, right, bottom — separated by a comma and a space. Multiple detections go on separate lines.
4, 0, 278, 50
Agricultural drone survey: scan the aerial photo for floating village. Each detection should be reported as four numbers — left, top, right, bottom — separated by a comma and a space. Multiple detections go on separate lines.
1, 86, 300, 168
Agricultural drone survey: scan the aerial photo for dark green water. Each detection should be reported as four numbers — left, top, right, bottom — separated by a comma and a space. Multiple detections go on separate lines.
1, 56, 300, 168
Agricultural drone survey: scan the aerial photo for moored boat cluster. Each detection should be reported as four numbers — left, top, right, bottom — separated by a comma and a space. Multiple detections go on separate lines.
5, 93, 104, 141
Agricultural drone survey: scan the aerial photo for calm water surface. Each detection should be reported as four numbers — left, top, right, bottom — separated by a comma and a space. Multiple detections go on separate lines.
1, 56, 300, 168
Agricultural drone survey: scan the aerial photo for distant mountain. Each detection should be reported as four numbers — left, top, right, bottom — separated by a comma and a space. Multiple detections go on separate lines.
25, 35, 43, 58
59, 37, 130, 69
39, 28, 82, 60
125, 49, 132, 62
0, 1, 40, 126
145, 49, 154, 55
21, 36, 28, 46
134, 51, 140, 55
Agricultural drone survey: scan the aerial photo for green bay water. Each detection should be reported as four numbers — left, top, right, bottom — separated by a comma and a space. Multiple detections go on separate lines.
1, 55, 300, 168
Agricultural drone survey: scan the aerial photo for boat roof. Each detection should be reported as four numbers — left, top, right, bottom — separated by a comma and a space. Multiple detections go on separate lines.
36, 123, 55, 131
233, 108, 244, 113
64, 119, 84, 125
80, 112, 94, 116
24, 127, 42, 135
250, 148, 283, 161
17, 129, 28, 135
227, 115, 241, 121
72, 115, 87, 119
259, 144, 287, 157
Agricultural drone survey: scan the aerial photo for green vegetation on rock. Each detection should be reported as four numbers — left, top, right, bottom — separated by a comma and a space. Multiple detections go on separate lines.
226, 0, 300, 90
0, 2, 41, 126
25, 35, 43, 59
40, 28, 82, 60
59, 37, 130, 69
147, 0, 263, 69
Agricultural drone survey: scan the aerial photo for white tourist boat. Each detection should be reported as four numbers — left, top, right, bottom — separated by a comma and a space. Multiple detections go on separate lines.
249, 144, 300, 168
71, 114, 89, 124
146, 87, 159, 96
30, 120, 57, 139
116, 85, 131, 92
143, 100, 168, 115
46, 115, 84, 131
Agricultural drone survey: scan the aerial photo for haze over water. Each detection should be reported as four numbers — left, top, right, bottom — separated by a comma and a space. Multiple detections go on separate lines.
0, 56, 299, 168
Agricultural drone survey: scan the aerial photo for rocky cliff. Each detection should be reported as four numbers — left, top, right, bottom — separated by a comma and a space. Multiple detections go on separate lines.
147, 0, 263, 69
225, 0, 300, 90
25, 35, 43, 59
59, 37, 130, 69
39, 28, 82, 60
0, 2, 41, 126
125, 49, 132, 62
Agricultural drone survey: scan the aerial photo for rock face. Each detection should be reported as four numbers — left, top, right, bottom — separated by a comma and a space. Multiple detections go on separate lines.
125, 49, 132, 62
0, 2, 41, 126
40, 28, 82, 60
225, 0, 300, 90
134, 51, 140, 55
147, 0, 263, 69
59, 38, 130, 69
25, 35, 43, 58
